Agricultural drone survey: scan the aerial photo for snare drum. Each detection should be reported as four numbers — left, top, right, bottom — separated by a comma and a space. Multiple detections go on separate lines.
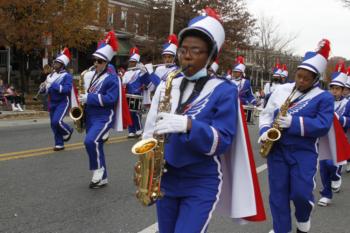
126, 94, 143, 112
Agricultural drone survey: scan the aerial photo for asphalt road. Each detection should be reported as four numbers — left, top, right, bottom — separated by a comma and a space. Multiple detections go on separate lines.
0, 117, 349, 233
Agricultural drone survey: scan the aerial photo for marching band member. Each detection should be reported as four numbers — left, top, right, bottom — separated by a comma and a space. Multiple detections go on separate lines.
42, 48, 73, 151
78, 31, 122, 188
143, 7, 265, 233
122, 47, 150, 138
231, 56, 257, 105
263, 63, 283, 105
147, 34, 179, 89
318, 62, 350, 205
259, 39, 334, 233
280, 64, 289, 84
345, 67, 350, 172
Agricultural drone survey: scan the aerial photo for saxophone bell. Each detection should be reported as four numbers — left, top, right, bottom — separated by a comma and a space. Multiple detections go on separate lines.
266, 128, 281, 142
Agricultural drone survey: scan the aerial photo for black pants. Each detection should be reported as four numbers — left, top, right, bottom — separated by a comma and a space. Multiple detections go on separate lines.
7, 95, 25, 105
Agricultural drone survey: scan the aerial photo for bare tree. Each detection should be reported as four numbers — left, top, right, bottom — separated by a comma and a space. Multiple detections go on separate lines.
341, 0, 350, 7
254, 14, 298, 77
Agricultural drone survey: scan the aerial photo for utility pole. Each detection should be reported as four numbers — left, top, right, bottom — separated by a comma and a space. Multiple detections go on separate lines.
170, 0, 176, 34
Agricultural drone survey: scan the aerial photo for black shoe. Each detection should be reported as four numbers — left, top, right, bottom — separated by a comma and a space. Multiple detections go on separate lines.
53, 146, 64, 151
63, 130, 73, 142
89, 179, 108, 189
296, 229, 307, 233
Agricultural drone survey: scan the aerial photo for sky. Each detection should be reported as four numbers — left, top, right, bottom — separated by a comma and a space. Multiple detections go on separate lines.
246, 0, 350, 58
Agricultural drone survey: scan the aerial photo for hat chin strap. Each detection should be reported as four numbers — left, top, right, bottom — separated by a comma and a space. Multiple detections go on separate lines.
204, 44, 217, 70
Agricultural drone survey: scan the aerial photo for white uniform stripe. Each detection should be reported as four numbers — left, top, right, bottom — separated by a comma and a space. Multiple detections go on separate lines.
94, 109, 114, 168
300, 117, 305, 136
342, 116, 346, 127
200, 156, 223, 233
58, 96, 71, 136
59, 85, 62, 93
206, 126, 219, 156
98, 94, 104, 107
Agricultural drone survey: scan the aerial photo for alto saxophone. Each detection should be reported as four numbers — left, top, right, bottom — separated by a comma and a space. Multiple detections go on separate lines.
69, 65, 95, 133
131, 67, 185, 206
259, 88, 297, 158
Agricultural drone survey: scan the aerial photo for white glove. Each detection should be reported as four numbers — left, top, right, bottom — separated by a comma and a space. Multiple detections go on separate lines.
136, 63, 147, 75
258, 131, 268, 144
154, 112, 188, 135
78, 94, 88, 104
144, 63, 154, 74
276, 113, 292, 128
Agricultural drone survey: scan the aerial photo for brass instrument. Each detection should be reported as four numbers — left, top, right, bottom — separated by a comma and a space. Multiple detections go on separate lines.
131, 67, 186, 206
127, 63, 173, 71
259, 88, 297, 158
69, 65, 95, 133
33, 82, 47, 101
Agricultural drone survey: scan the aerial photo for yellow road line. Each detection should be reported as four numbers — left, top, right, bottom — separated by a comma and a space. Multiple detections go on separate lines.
0, 137, 130, 161
0, 136, 127, 158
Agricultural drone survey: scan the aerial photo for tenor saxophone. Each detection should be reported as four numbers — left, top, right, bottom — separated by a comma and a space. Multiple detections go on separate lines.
259, 88, 297, 158
69, 65, 95, 133
131, 67, 186, 206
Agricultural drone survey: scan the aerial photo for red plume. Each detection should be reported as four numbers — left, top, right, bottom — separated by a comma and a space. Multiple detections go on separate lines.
282, 64, 287, 71
335, 60, 345, 73
105, 31, 118, 51
235, 56, 244, 64
129, 47, 139, 56
62, 47, 71, 60
167, 34, 178, 46
347, 67, 350, 76
317, 39, 331, 59
203, 7, 221, 22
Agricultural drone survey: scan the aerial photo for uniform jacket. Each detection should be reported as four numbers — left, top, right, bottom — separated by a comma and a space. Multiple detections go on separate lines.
259, 82, 334, 152
232, 78, 256, 105
83, 69, 119, 118
46, 70, 72, 103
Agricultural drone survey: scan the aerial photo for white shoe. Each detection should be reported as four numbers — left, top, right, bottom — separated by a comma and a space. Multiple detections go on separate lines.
331, 179, 341, 193
89, 178, 108, 189
268, 230, 275, 233
136, 130, 143, 136
91, 167, 105, 183
318, 197, 332, 207
346, 163, 350, 173
16, 104, 24, 112
128, 133, 136, 138
102, 131, 109, 142
11, 103, 19, 111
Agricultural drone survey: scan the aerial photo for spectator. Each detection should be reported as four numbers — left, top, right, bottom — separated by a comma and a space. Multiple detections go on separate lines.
5, 84, 25, 111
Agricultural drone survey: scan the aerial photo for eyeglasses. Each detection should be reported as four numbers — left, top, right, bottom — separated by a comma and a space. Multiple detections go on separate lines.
177, 47, 207, 57
94, 58, 105, 64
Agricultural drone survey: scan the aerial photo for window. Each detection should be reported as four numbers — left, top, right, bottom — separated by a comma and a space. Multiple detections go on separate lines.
134, 13, 139, 34
121, 9, 127, 30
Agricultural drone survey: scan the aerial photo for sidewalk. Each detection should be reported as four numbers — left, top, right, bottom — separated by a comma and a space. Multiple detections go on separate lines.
0, 110, 49, 120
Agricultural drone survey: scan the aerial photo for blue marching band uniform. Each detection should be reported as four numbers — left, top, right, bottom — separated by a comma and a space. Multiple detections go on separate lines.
231, 56, 256, 106
259, 39, 335, 233
42, 48, 73, 151
122, 47, 151, 138
78, 31, 122, 188
318, 62, 350, 205
143, 8, 265, 233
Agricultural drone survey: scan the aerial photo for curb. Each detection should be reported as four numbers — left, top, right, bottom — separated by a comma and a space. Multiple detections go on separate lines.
0, 111, 49, 120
